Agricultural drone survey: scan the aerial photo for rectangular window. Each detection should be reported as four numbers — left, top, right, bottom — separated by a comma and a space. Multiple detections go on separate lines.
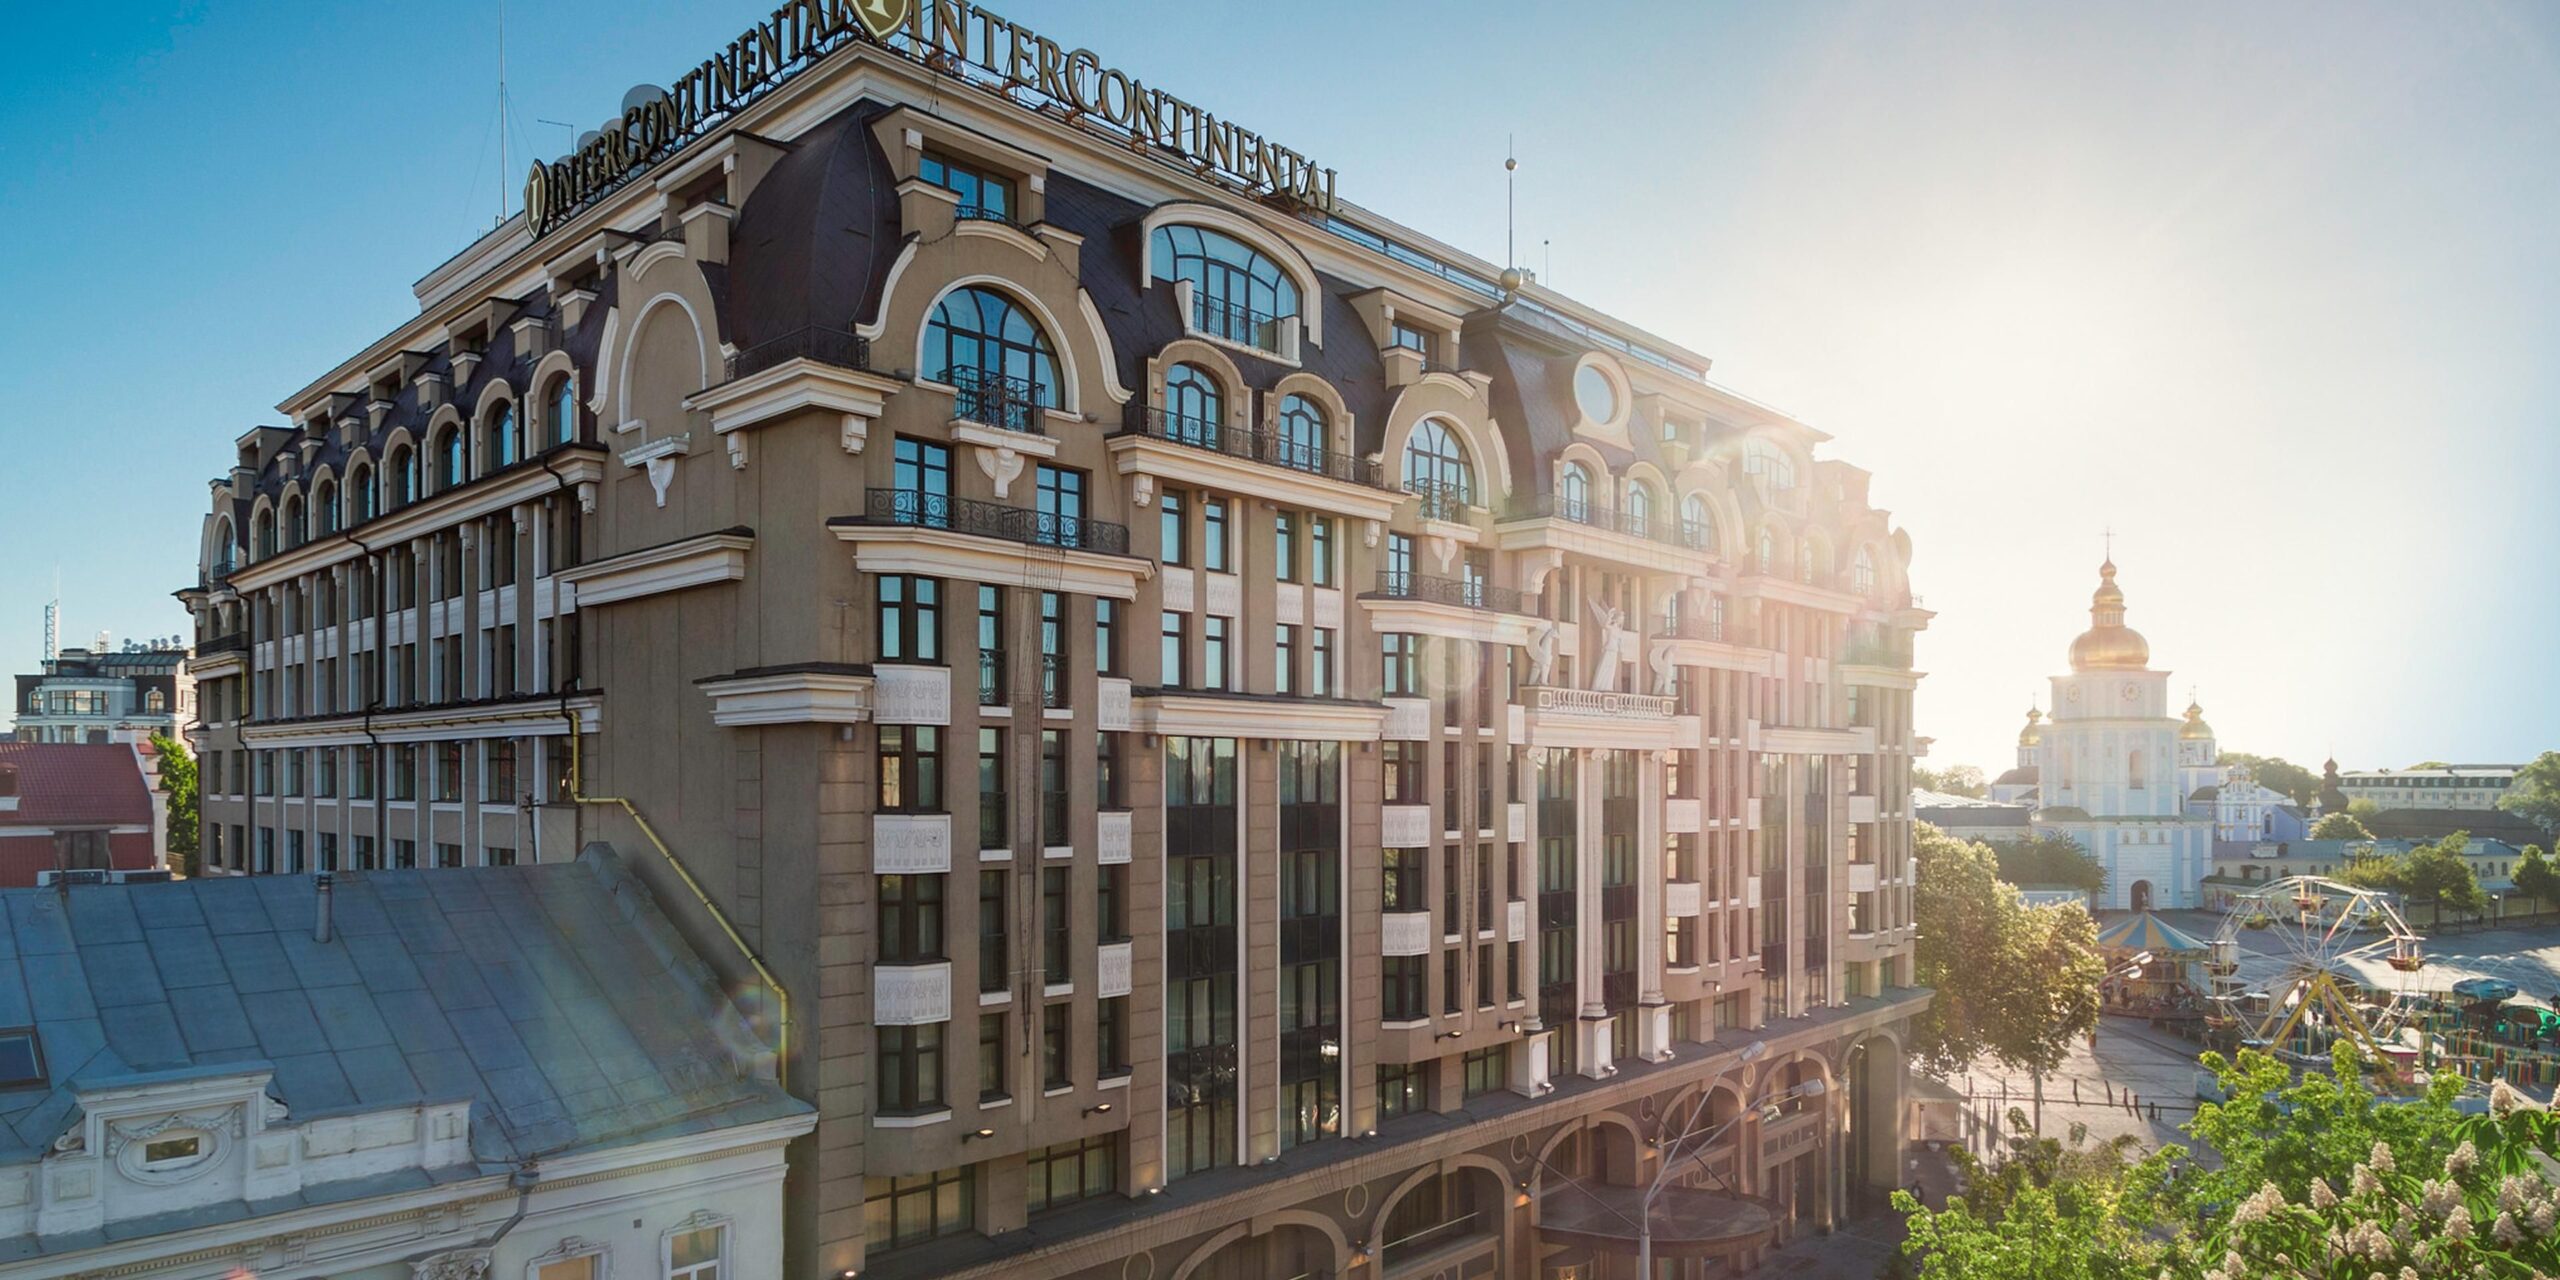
1377, 1062, 1426, 1118
1027, 1134, 1121, 1215
1312, 628, 1335, 696
1202, 616, 1230, 691
877, 725, 944, 812
1203, 497, 1231, 572
1391, 320, 1431, 353
1443, 948, 1462, 1014
1310, 517, 1334, 586
1040, 729, 1068, 846
876, 1023, 945, 1114
893, 436, 953, 504
1383, 848, 1426, 912
977, 585, 1006, 706
1094, 598, 1120, 675
435, 743, 461, 802
1160, 611, 1187, 687
1382, 633, 1418, 695
1275, 625, 1297, 695
1097, 995, 1128, 1074
863, 1168, 975, 1253
1097, 863, 1127, 942
1035, 464, 1085, 547
1043, 1002, 1071, 1089
436, 843, 462, 868
1043, 867, 1070, 983
1383, 742, 1422, 804
667, 1224, 726, 1280
1039, 591, 1067, 707
394, 838, 416, 869
979, 1011, 1007, 1100
1095, 731, 1124, 808
1160, 488, 1187, 565
980, 870, 1009, 993
1463, 1045, 1510, 1097
977, 728, 1007, 850
877, 575, 943, 663
484, 739, 516, 803
877, 873, 945, 964
1382, 954, 1425, 1021
920, 149, 1017, 219
1274, 510, 1297, 581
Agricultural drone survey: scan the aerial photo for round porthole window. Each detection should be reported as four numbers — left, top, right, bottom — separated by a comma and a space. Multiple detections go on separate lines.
1573, 363, 1618, 425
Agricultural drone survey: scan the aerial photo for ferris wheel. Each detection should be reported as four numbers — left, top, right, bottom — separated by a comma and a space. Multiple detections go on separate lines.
2204, 875, 2426, 1073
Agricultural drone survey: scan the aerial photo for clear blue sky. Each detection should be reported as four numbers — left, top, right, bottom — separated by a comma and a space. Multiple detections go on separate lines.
2, 1, 2553, 773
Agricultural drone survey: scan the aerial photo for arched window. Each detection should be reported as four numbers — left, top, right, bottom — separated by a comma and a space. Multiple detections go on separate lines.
253, 510, 276, 560
314, 481, 340, 535
1557, 462, 1593, 520
1744, 439, 1796, 490
211, 519, 236, 573
280, 496, 305, 549
436, 428, 465, 491
485, 403, 519, 472
144, 690, 166, 713
548, 377, 577, 447
1852, 547, 1877, 596
924, 286, 1060, 430
1401, 420, 1474, 506
1756, 527, 1775, 574
1798, 541, 1816, 584
388, 446, 417, 506
1274, 394, 1326, 473
1624, 483, 1654, 538
1150, 223, 1300, 349
1681, 495, 1718, 554
1161, 363, 1223, 447
348, 465, 375, 524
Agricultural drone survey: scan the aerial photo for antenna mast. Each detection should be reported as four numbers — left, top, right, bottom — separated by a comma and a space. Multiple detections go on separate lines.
497, 0, 510, 225
1504, 137, 1517, 270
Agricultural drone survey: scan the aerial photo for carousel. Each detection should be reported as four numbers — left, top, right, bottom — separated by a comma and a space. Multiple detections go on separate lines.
2206, 875, 2428, 1081
2094, 912, 2211, 1020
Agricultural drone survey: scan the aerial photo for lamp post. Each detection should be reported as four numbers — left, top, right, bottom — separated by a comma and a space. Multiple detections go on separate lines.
1634, 1039, 1832, 1280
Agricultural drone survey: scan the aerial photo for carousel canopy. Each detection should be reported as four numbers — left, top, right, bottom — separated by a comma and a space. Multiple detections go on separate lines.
2096, 912, 2211, 956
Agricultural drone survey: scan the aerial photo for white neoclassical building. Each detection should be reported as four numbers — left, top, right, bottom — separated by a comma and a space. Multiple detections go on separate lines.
2022, 559, 2214, 911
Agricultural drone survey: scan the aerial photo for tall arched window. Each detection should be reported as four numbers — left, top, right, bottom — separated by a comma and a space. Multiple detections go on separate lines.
1852, 547, 1877, 595
144, 690, 166, 713
348, 464, 375, 524
1557, 462, 1593, 520
389, 446, 417, 506
485, 403, 519, 472
1681, 495, 1718, 554
1401, 420, 1474, 506
1161, 363, 1223, 448
253, 510, 276, 560
1624, 483, 1654, 538
1150, 224, 1301, 350
1274, 394, 1326, 473
212, 519, 236, 573
1756, 527, 1775, 574
548, 376, 577, 447
280, 496, 305, 549
1798, 542, 1817, 584
436, 428, 465, 491
1744, 439, 1796, 490
314, 481, 340, 535
924, 286, 1060, 430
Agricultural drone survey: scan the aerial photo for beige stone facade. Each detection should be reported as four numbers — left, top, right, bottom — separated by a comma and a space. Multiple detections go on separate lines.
182, 12, 1933, 1280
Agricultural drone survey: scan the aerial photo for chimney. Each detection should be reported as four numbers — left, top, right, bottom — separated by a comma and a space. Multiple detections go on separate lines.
313, 872, 335, 943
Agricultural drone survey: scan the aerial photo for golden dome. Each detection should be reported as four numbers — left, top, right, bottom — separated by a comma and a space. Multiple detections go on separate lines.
2018, 706, 2044, 747
2180, 700, 2214, 741
2068, 559, 2151, 671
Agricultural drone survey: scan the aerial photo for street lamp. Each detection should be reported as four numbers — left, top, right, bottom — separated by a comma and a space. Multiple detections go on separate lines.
1631, 1040, 1832, 1280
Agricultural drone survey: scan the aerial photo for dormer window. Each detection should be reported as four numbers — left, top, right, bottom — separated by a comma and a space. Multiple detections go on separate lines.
920, 150, 1017, 223
0, 1028, 43, 1088
1390, 321, 1432, 358
1151, 224, 1300, 354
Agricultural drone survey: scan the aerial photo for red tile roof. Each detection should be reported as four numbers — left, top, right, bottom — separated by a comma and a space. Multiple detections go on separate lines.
0, 743, 154, 827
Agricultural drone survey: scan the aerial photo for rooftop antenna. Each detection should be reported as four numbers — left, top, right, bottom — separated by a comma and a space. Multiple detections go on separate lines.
42, 595, 57, 663
1505, 137, 1517, 270
497, 0, 510, 225
1543, 237, 1552, 289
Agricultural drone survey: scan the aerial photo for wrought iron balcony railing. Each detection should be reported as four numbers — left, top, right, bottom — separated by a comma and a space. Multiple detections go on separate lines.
726, 326, 872, 381
1369, 570, 1523, 614
1402, 480, 1473, 523
1189, 295, 1288, 351
1118, 409, 1388, 488
953, 203, 1018, 226
857, 489, 1131, 556
948, 366, 1047, 435
1511, 494, 1689, 544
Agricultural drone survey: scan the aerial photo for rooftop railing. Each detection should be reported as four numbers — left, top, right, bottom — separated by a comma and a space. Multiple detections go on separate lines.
858, 489, 1129, 557
726, 326, 872, 381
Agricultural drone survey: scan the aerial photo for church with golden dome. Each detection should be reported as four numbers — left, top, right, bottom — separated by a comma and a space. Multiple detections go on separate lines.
2012, 558, 2217, 910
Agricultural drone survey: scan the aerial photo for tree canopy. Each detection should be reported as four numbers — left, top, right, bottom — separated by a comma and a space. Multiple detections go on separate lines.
2221, 752, 2319, 806
148, 732, 197, 878
1909, 822, 2104, 1078
2340, 832, 2486, 916
1896, 1046, 2560, 1278
1915, 764, 1988, 798
2500, 751, 2560, 838
1987, 832, 2105, 895
2514, 845, 2559, 915
2309, 811, 2373, 841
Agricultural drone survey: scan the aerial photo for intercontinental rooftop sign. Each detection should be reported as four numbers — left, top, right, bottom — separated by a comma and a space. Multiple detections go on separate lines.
524, 0, 1341, 239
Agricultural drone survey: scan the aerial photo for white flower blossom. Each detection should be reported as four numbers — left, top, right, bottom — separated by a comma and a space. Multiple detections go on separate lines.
2422, 1178, 2461, 1220
2446, 1204, 2475, 1242
2532, 1199, 2556, 1235
2449, 1139, 2480, 1177
2371, 1140, 2397, 1174
2496, 1210, 2525, 1244
2353, 1163, 2381, 1198
2236, 1182, 2284, 1225
2503, 1174, 2533, 1216
2311, 1176, 2337, 1209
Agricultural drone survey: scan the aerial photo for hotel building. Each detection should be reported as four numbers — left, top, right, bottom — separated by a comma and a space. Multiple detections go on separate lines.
180, 5, 1933, 1277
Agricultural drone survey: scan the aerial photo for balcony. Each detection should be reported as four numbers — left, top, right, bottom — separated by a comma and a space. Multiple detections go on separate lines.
1188, 294, 1291, 355
854, 489, 1129, 556
726, 325, 871, 381
1519, 683, 1677, 751
1116, 407, 1386, 489
947, 366, 1046, 436
1521, 684, 1673, 718
1402, 481, 1472, 524
1367, 570, 1523, 614
1495, 496, 1715, 575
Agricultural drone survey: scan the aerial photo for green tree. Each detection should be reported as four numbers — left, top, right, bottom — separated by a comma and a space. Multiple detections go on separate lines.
1987, 832, 2104, 895
2347, 796, 2383, 820
148, 732, 198, 878
2500, 751, 2560, 838
2220, 752, 2318, 806
1909, 823, 2105, 1130
2514, 845, 2559, 919
2342, 832, 2485, 922
1914, 764, 1988, 798
2309, 811, 2372, 841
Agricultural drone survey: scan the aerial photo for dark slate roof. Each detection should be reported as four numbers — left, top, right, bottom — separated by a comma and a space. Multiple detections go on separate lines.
0, 850, 805, 1168
1994, 765, 2040, 786
0, 744, 154, 827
